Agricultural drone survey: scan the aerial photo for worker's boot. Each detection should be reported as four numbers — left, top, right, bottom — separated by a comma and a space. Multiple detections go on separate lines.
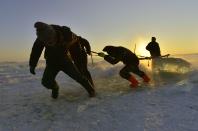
128, 75, 139, 88
51, 83, 59, 99
142, 74, 150, 83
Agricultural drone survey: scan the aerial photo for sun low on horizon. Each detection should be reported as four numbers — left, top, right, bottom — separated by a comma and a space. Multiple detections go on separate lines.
131, 37, 151, 57
0, 0, 198, 62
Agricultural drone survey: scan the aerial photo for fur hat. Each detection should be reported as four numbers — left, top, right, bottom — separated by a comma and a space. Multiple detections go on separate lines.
103, 46, 115, 52
34, 22, 56, 45
103, 46, 117, 56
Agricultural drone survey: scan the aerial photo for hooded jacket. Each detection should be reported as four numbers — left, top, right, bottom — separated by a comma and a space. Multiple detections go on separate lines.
146, 41, 161, 57
29, 24, 76, 67
69, 37, 91, 61
103, 46, 139, 66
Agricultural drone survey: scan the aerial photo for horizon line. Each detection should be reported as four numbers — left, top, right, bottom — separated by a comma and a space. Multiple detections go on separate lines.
0, 52, 197, 63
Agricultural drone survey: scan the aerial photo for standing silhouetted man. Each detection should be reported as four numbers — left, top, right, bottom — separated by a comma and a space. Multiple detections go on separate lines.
146, 37, 161, 57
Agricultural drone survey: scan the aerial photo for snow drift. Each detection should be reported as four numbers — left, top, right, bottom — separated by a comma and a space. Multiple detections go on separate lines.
0, 54, 198, 131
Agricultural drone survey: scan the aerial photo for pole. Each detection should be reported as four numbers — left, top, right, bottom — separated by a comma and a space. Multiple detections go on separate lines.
134, 43, 136, 54
90, 52, 94, 65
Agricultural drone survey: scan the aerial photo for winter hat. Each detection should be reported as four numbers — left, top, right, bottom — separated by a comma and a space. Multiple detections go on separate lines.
34, 22, 56, 45
103, 46, 117, 56
103, 46, 115, 52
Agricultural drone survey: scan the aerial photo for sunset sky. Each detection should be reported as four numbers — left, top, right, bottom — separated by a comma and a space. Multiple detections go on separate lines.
0, 0, 197, 61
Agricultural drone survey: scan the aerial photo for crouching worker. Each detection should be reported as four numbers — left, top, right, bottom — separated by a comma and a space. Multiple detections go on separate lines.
98, 46, 150, 88
29, 22, 95, 99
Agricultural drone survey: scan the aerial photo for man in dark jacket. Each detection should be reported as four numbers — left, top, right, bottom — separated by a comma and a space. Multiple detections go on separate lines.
98, 46, 150, 87
69, 37, 94, 86
29, 22, 95, 99
146, 37, 161, 57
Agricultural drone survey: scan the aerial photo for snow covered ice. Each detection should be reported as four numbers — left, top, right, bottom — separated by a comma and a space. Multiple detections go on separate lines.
0, 54, 198, 131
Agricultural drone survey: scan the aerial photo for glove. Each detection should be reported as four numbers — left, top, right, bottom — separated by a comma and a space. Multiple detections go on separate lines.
30, 66, 36, 75
98, 52, 106, 58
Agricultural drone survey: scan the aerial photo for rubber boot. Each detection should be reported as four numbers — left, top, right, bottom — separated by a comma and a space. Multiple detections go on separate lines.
142, 74, 150, 83
128, 75, 139, 88
51, 83, 59, 99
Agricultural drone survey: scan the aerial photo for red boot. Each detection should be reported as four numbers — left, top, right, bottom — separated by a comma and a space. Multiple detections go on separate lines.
128, 75, 139, 88
142, 74, 150, 83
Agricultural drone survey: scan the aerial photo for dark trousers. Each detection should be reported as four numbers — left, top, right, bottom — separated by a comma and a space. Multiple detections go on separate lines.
73, 54, 94, 86
41, 58, 94, 94
119, 65, 145, 80
74, 62, 93, 85
70, 50, 94, 85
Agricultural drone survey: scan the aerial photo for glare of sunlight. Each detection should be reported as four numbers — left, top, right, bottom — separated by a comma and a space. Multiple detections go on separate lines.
134, 38, 150, 57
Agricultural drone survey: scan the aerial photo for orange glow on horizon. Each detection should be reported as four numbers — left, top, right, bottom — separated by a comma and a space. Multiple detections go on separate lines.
131, 37, 150, 57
